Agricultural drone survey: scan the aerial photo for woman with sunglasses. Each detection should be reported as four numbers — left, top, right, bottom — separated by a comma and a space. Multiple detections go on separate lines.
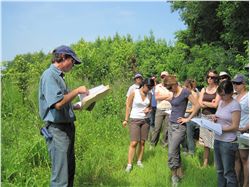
123, 78, 154, 172
198, 70, 220, 167
213, 80, 241, 187
233, 74, 249, 187
164, 75, 200, 186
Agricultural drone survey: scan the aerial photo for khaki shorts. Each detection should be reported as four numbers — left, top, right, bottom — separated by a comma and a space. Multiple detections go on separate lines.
129, 118, 150, 141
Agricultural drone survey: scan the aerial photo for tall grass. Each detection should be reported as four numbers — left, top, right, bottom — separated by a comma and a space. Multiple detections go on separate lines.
2, 78, 217, 187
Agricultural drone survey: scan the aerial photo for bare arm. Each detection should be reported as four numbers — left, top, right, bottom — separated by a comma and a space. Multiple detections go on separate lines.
239, 123, 249, 133
198, 88, 206, 108
123, 91, 135, 127
178, 93, 200, 124
222, 111, 241, 132
186, 91, 199, 113
203, 93, 221, 108
54, 86, 88, 110
155, 91, 173, 101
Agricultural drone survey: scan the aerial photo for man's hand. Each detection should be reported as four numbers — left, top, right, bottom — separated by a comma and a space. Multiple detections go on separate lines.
77, 86, 89, 95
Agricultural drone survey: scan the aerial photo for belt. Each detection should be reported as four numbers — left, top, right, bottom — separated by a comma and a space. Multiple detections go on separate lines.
46, 121, 73, 127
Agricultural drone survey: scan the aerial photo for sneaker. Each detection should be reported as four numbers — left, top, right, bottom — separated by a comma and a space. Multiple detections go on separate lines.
137, 161, 144, 168
125, 164, 132, 173
171, 175, 180, 187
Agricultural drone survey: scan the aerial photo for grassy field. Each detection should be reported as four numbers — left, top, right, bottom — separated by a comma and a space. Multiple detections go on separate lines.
1, 79, 217, 187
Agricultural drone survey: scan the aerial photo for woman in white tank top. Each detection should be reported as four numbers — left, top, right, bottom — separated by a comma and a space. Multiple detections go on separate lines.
123, 78, 154, 172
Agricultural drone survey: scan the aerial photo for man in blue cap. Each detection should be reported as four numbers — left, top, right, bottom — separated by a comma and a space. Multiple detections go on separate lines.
39, 45, 88, 187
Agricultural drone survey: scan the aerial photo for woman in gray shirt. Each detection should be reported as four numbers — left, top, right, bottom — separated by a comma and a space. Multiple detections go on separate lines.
164, 75, 200, 186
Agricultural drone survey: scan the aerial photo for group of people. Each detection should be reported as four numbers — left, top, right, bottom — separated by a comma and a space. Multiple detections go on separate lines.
123, 70, 249, 187
38, 45, 248, 187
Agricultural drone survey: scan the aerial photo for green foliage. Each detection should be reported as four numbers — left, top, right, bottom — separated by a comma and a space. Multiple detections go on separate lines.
1, 6, 248, 184
171, 1, 249, 53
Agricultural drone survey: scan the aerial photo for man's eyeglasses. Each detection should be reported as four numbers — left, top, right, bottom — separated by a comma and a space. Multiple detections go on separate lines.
232, 82, 243, 85
207, 76, 217, 80
71, 59, 76, 65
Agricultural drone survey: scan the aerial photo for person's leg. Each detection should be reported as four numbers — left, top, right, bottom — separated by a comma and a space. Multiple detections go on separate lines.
168, 123, 186, 177
138, 120, 149, 162
128, 120, 140, 165
128, 141, 138, 164
220, 142, 238, 187
47, 126, 69, 187
239, 149, 249, 187
148, 107, 156, 141
234, 150, 242, 186
186, 121, 195, 154
150, 109, 164, 146
203, 147, 210, 167
162, 113, 169, 147
67, 124, 76, 187
137, 140, 145, 162
214, 140, 226, 187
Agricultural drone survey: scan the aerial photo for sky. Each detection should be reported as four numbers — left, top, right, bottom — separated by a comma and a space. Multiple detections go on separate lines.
1, 1, 186, 62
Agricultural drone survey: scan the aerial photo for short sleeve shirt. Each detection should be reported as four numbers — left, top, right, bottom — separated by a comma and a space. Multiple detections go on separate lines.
126, 84, 140, 97
215, 99, 241, 142
155, 83, 172, 110
170, 88, 190, 123
234, 92, 249, 129
39, 64, 75, 123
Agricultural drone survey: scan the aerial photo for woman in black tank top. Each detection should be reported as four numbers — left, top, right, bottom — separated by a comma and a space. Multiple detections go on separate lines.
198, 70, 220, 167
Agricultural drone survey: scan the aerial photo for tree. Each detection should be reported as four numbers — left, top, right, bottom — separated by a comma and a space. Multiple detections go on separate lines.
171, 1, 249, 53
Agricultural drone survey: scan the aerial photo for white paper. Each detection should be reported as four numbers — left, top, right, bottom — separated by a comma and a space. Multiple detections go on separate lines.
164, 109, 172, 115
191, 117, 222, 135
241, 133, 249, 138
74, 84, 110, 109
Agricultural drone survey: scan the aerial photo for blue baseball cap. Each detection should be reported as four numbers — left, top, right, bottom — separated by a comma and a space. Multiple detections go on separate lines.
53, 45, 81, 65
232, 74, 246, 83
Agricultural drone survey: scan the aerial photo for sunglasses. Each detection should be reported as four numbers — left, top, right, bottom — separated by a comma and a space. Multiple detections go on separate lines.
232, 82, 243, 85
207, 76, 217, 80
166, 85, 173, 90
219, 75, 229, 80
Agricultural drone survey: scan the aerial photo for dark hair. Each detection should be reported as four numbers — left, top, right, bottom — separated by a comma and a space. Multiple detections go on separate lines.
139, 78, 154, 88
206, 69, 219, 84
51, 53, 72, 63
184, 79, 194, 89
217, 80, 234, 95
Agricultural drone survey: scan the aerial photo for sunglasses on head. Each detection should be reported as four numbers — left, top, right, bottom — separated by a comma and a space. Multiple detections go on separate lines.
207, 75, 217, 80
232, 82, 243, 85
